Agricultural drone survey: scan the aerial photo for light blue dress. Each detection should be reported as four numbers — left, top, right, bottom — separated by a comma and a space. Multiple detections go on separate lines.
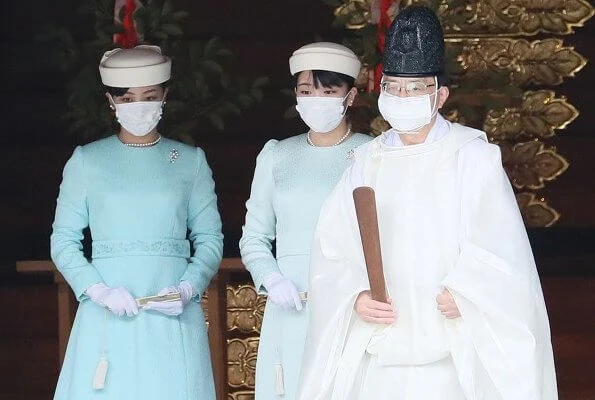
239, 132, 372, 399
50, 135, 223, 399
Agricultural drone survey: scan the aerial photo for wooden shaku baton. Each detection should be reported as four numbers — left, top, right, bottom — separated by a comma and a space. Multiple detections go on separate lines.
353, 186, 388, 303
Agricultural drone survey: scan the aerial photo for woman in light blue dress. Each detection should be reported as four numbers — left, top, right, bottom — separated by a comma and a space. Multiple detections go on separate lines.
239, 42, 372, 399
50, 45, 223, 399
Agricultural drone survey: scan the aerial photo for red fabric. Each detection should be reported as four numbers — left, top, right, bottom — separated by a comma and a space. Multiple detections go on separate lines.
373, 0, 394, 93
114, 0, 138, 48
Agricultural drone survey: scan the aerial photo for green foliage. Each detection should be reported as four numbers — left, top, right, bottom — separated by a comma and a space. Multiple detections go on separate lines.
37, 0, 267, 143
164, 38, 269, 141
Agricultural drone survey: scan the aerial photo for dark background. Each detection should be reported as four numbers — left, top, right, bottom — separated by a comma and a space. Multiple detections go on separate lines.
1, 1, 594, 398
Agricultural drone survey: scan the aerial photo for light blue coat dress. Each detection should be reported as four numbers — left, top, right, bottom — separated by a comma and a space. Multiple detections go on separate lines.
51, 135, 223, 399
239, 133, 372, 399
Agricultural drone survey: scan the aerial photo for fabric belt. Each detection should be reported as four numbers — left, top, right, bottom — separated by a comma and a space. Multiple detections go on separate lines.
92, 238, 191, 259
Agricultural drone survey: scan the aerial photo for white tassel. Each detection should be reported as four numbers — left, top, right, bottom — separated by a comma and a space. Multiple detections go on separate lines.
92, 356, 108, 390
275, 363, 285, 396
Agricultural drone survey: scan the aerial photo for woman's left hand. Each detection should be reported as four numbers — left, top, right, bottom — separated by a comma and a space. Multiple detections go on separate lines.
436, 288, 461, 319
144, 281, 195, 316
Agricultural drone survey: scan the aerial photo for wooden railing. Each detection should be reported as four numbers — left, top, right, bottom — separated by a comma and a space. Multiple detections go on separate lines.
16, 258, 248, 400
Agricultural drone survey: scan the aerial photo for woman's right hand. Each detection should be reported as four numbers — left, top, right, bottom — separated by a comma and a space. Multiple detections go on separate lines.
354, 290, 396, 324
86, 283, 139, 317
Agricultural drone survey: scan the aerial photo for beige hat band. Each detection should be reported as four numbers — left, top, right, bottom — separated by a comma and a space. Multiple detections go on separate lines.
289, 53, 361, 79
99, 60, 171, 88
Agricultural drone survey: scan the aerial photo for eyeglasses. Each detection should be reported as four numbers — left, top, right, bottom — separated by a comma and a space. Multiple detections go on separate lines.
380, 81, 436, 96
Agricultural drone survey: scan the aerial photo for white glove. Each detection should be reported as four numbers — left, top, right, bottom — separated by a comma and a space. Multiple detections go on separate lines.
86, 283, 138, 317
144, 281, 194, 316
263, 272, 303, 311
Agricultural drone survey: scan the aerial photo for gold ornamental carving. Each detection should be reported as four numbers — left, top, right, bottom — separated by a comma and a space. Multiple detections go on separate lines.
334, 0, 400, 29
484, 90, 579, 141
501, 140, 569, 190
342, 0, 595, 35
370, 115, 390, 136
228, 338, 259, 389
333, 0, 373, 29
516, 192, 561, 227
430, 0, 595, 36
228, 391, 255, 400
227, 285, 265, 333
454, 38, 587, 86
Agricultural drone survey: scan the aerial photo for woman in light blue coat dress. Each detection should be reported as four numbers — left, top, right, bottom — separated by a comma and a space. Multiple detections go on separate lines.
239, 42, 372, 399
50, 45, 223, 399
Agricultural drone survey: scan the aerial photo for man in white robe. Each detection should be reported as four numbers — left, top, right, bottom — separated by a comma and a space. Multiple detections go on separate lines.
297, 5, 557, 399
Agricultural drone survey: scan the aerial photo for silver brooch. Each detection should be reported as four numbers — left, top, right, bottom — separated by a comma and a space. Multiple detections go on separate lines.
169, 149, 179, 164
347, 149, 355, 159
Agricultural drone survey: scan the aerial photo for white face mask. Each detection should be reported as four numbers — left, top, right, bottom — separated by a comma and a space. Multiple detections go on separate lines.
114, 101, 164, 137
295, 94, 349, 133
377, 79, 438, 134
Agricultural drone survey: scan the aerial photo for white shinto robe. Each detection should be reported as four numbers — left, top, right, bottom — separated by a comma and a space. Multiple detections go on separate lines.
297, 121, 557, 399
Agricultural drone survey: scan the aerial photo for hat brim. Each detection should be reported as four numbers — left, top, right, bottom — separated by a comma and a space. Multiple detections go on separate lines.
382, 69, 443, 77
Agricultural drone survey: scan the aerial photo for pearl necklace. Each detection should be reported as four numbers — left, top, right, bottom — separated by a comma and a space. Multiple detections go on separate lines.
123, 134, 162, 148
307, 127, 352, 147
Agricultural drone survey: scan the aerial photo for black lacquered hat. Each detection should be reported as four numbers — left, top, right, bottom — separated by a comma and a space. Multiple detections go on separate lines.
383, 5, 445, 77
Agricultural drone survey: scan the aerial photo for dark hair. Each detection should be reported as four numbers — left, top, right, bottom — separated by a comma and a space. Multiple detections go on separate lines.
293, 70, 355, 90
105, 86, 129, 97
104, 81, 169, 97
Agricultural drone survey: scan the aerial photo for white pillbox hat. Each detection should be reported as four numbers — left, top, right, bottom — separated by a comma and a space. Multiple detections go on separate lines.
99, 45, 171, 88
289, 42, 361, 79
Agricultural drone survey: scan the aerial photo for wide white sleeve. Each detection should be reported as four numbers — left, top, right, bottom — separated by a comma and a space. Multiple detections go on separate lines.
297, 169, 375, 400
443, 143, 557, 399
